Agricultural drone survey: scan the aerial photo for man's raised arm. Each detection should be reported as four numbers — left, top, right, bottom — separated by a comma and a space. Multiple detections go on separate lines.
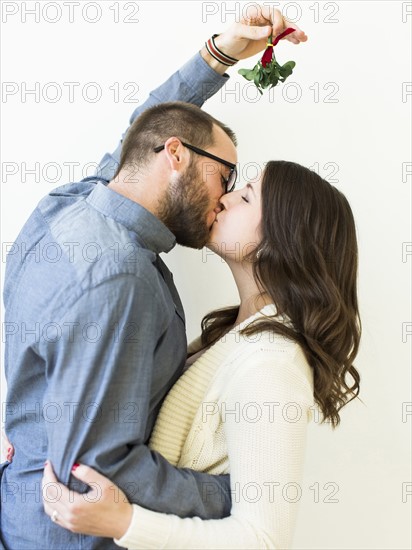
90, 9, 307, 183
92, 51, 229, 184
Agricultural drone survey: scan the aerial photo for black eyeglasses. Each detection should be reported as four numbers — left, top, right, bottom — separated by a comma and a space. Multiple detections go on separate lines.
153, 142, 237, 193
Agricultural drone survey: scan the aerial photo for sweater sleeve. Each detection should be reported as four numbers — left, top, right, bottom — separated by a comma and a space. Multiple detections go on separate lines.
114, 348, 314, 549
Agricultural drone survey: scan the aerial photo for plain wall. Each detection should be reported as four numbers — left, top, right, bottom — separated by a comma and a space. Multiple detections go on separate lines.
1, 1, 411, 548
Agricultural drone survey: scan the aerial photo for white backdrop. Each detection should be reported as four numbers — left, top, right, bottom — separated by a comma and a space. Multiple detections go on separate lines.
1, 1, 411, 549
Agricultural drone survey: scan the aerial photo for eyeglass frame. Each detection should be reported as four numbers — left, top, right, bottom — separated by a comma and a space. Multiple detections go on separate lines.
153, 141, 237, 194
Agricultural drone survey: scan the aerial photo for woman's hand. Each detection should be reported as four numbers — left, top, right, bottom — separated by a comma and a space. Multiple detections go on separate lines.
2, 431, 14, 462
42, 462, 133, 540
216, 4, 308, 61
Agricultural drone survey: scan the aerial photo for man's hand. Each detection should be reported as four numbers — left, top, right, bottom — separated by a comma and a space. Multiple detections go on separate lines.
201, 4, 307, 74
218, 4, 307, 60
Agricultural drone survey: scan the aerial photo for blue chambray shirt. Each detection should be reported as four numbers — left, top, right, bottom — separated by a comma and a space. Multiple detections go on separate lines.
0, 52, 231, 550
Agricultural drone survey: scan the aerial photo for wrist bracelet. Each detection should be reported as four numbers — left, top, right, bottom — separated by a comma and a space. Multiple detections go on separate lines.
205, 34, 239, 67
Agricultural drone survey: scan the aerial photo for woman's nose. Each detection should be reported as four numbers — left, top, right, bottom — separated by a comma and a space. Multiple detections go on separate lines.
218, 192, 232, 210
219, 188, 241, 210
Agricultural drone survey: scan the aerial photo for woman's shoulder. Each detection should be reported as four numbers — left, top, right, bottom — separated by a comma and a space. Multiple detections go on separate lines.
184, 304, 313, 401
212, 329, 313, 401
219, 303, 304, 364
222, 331, 312, 381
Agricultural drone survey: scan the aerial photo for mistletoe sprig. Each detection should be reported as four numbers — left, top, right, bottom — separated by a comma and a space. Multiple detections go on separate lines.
238, 27, 296, 94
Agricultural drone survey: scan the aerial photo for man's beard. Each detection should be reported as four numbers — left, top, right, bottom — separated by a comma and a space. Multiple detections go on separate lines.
157, 160, 211, 249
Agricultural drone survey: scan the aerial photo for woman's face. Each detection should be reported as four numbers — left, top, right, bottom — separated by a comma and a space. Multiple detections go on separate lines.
207, 177, 263, 263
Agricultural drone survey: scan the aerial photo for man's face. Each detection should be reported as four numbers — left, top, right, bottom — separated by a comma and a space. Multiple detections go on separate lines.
157, 126, 238, 249
157, 157, 212, 249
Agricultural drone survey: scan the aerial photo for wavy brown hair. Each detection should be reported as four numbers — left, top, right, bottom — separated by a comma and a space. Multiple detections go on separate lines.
201, 160, 361, 428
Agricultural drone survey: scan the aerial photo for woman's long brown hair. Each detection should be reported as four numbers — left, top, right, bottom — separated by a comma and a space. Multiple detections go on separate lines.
201, 160, 361, 428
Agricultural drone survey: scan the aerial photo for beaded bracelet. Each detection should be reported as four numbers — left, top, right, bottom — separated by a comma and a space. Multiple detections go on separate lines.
205, 34, 239, 67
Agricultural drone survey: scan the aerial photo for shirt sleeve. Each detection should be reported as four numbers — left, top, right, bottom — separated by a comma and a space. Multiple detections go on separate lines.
115, 350, 314, 549
41, 273, 231, 520
90, 52, 230, 184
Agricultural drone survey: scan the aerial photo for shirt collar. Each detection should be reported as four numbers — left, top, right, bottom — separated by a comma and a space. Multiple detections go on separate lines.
85, 182, 176, 254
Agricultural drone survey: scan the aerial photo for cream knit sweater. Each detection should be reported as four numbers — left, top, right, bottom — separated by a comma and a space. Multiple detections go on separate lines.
115, 304, 315, 549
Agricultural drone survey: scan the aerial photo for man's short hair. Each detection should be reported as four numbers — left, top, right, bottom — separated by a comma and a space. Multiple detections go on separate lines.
115, 101, 237, 178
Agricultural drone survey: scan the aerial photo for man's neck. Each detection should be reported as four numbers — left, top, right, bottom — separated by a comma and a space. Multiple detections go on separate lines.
107, 171, 163, 218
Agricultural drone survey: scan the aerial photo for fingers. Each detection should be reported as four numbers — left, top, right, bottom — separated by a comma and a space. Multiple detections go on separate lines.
42, 461, 72, 509
218, 4, 307, 62
2, 430, 14, 462
42, 462, 69, 523
284, 26, 308, 44
241, 5, 290, 34
276, 28, 308, 45
240, 4, 308, 44
42, 461, 85, 532
281, 15, 308, 43
240, 4, 277, 28
6, 445, 14, 462
234, 23, 271, 41
70, 463, 111, 490
43, 460, 58, 482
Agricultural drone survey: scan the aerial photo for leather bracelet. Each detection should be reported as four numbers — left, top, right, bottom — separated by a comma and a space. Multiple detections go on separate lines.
205, 34, 239, 67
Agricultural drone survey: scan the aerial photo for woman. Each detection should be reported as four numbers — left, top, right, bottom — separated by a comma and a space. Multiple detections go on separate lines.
41, 160, 361, 548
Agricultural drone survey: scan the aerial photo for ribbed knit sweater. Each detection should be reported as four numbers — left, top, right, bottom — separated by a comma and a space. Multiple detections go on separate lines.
115, 304, 315, 549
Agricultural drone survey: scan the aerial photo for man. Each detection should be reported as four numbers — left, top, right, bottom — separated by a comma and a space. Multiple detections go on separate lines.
1, 6, 307, 549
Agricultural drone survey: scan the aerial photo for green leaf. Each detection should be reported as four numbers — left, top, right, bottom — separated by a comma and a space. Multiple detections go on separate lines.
238, 68, 256, 81
279, 62, 294, 79
279, 68, 290, 78
271, 65, 281, 79
261, 72, 269, 88
239, 57, 296, 94
252, 64, 261, 75
238, 62, 260, 79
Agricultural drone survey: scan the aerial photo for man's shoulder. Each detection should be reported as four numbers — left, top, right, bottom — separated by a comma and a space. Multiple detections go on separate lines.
8, 179, 167, 305
34, 179, 157, 275
35, 179, 101, 219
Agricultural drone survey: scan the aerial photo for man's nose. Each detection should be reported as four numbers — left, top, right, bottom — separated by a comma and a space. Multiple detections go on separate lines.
214, 201, 224, 214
